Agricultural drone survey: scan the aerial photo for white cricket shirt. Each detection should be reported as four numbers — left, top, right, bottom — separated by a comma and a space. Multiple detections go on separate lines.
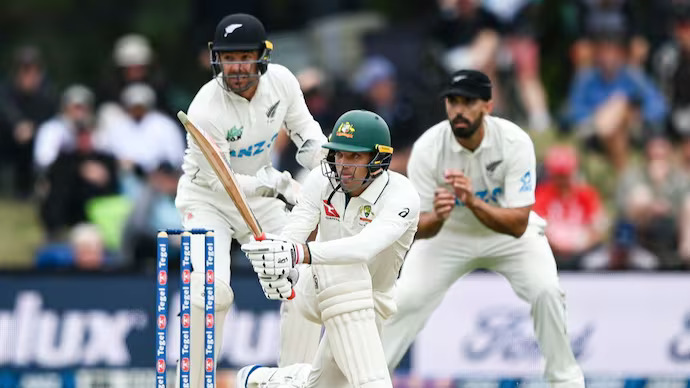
282, 168, 420, 315
181, 64, 326, 193
408, 115, 546, 236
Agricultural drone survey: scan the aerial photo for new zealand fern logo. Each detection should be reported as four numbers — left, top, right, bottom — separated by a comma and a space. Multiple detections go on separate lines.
266, 100, 280, 123
226, 126, 243, 142
335, 122, 355, 138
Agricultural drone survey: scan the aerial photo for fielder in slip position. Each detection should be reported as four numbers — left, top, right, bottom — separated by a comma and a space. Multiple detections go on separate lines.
237, 110, 420, 388
381, 70, 585, 388
174, 13, 326, 386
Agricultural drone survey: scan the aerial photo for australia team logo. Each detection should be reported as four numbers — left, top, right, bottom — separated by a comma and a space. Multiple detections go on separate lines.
335, 122, 355, 138
358, 204, 374, 225
226, 126, 243, 142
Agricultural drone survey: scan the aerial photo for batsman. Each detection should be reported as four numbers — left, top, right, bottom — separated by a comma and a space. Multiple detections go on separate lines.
238, 110, 420, 388
174, 13, 326, 386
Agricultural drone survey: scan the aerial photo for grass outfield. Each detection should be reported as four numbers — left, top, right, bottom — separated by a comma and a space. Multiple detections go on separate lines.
0, 198, 43, 269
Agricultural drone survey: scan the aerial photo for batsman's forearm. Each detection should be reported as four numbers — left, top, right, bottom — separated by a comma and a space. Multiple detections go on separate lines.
467, 200, 529, 238
415, 212, 445, 239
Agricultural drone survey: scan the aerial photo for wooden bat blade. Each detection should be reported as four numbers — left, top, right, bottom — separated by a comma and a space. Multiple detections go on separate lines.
177, 111, 264, 240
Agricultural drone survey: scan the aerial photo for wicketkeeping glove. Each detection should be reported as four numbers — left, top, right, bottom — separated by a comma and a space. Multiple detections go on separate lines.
255, 165, 301, 205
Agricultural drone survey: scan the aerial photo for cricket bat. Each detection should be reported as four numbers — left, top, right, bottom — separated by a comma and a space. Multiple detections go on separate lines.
177, 111, 265, 241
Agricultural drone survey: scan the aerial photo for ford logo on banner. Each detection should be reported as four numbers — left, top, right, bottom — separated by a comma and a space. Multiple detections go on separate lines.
462, 307, 594, 361
413, 273, 690, 377
670, 312, 690, 361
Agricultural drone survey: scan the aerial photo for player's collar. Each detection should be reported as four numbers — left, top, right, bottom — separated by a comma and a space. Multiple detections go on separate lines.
449, 117, 494, 154
358, 170, 390, 204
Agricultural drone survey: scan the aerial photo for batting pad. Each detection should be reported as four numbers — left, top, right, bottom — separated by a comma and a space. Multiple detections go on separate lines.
318, 281, 391, 388
176, 274, 233, 388
278, 299, 322, 366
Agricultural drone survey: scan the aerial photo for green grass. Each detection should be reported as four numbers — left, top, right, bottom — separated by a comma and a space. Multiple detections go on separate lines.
0, 199, 43, 269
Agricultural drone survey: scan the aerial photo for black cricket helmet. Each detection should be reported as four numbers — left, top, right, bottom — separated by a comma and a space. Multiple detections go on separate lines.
209, 13, 273, 93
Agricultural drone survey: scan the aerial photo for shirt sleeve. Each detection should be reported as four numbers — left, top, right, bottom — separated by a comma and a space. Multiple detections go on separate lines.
406, 136, 437, 213
308, 187, 420, 265
281, 69, 328, 170
281, 168, 323, 243
503, 137, 536, 208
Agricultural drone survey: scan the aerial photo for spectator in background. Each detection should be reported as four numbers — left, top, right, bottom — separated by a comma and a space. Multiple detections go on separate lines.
352, 56, 420, 175
655, 3, 690, 181
33, 85, 97, 171
38, 98, 119, 239
431, 0, 503, 110
616, 135, 690, 269
35, 223, 118, 270
121, 162, 182, 270
483, 0, 552, 132
0, 46, 57, 198
565, 30, 668, 172
99, 83, 185, 173
570, 0, 648, 69
98, 34, 186, 117
581, 220, 660, 270
534, 145, 608, 269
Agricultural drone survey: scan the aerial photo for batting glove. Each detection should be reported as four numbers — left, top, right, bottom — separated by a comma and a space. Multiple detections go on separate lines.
241, 235, 305, 277
257, 268, 299, 300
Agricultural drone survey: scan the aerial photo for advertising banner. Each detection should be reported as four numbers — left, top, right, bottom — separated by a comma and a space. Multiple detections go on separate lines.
2, 272, 689, 379
0, 273, 281, 370
413, 273, 690, 377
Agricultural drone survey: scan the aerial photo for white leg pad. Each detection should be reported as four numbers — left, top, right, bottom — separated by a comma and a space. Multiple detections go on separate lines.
279, 266, 322, 366
317, 280, 391, 388
176, 272, 234, 388
279, 300, 322, 366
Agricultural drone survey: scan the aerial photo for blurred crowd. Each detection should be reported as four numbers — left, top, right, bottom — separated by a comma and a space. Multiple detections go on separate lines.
2, 0, 690, 272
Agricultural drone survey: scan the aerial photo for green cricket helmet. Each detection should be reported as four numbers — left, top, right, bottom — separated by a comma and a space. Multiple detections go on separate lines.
321, 110, 394, 191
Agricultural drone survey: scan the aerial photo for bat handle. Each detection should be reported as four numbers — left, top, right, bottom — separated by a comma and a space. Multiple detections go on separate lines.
255, 232, 266, 241
287, 289, 295, 300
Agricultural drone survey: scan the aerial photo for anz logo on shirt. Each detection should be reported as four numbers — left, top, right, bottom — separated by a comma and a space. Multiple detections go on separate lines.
455, 187, 503, 206
229, 132, 279, 158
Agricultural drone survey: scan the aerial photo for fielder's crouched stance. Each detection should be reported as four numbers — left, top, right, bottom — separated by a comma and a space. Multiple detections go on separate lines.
382, 70, 585, 388
238, 110, 420, 388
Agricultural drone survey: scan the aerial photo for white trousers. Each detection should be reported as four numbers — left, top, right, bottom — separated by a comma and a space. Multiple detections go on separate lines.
175, 175, 321, 370
382, 226, 585, 388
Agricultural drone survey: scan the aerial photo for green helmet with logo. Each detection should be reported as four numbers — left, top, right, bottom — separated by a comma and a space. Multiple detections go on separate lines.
323, 110, 392, 153
321, 110, 394, 189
